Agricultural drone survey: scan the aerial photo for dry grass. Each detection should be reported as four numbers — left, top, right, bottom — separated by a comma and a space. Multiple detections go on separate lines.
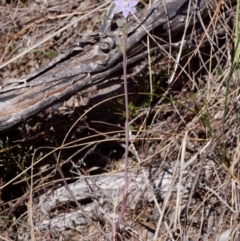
0, 0, 240, 240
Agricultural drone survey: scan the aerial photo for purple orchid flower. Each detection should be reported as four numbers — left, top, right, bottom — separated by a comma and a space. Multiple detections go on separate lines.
113, 0, 139, 18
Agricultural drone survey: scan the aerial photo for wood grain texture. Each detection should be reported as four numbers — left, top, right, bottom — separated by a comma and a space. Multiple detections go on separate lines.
0, 0, 236, 132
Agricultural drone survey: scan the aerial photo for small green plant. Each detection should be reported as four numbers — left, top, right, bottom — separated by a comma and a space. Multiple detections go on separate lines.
32, 49, 56, 58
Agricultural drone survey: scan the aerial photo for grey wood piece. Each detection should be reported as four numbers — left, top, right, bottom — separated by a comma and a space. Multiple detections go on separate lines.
0, 0, 236, 132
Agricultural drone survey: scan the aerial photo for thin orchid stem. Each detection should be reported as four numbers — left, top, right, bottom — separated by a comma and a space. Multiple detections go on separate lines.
115, 19, 129, 239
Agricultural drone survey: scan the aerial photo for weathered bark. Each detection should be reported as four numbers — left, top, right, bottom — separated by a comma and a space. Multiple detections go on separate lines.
0, 0, 236, 132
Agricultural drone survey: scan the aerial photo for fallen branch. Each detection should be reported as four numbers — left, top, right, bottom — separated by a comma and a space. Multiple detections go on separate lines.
0, 0, 236, 132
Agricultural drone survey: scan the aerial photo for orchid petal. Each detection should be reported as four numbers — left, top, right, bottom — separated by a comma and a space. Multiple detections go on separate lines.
112, 5, 123, 14
114, 0, 124, 7
122, 9, 130, 18
130, 7, 137, 14
129, 0, 138, 7
112, 0, 139, 18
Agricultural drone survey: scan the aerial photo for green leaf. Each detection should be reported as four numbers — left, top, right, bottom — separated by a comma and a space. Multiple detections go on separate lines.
116, 18, 127, 36
116, 19, 124, 27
